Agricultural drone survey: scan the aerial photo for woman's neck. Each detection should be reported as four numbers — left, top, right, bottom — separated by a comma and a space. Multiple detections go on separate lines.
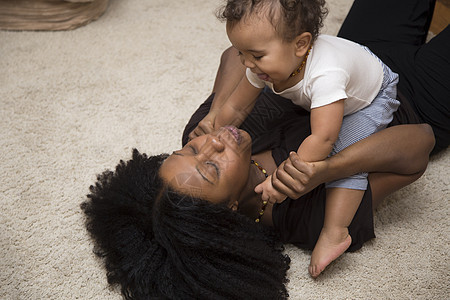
237, 150, 277, 225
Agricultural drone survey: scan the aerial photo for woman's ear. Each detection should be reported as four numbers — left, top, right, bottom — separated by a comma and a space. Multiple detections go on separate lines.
230, 200, 239, 211
294, 32, 312, 57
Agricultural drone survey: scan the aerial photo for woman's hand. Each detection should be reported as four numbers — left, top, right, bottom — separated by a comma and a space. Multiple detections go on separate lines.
265, 152, 327, 200
188, 110, 219, 140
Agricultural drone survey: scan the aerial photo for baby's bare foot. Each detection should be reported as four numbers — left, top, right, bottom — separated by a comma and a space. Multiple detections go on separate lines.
309, 227, 351, 278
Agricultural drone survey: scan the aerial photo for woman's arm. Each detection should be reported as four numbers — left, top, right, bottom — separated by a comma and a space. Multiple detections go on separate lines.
270, 124, 435, 200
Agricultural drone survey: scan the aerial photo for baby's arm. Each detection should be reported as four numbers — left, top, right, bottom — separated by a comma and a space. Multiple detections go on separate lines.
189, 75, 261, 139
255, 100, 345, 204
214, 75, 262, 129
297, 99, 345, 161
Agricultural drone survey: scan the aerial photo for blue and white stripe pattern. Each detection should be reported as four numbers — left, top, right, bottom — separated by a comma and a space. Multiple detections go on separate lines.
326, 47, 400, 190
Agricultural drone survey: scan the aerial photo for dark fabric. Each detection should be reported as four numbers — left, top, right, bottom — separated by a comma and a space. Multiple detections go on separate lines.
388, 91, 423, 127
272, 183, 374, 252
180, 0, 449, 254
181, 91, 375, 252
338, 0, 449, 154
337, 0, 436, 46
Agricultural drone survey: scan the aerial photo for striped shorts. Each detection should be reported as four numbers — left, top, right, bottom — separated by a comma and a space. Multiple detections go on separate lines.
326, 47, 400, 190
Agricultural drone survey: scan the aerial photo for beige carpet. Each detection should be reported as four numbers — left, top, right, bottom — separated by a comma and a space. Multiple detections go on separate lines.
1, 0, 448, 299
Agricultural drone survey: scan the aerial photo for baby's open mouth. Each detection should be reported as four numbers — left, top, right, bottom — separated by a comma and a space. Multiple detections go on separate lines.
257, 73, 270, 81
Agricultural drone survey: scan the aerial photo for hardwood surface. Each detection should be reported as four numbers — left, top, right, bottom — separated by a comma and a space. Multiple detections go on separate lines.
430, 0, 450, 34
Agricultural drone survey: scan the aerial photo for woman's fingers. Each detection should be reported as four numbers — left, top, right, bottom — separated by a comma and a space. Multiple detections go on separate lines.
271, 153, 316, 198
288, 152, 312, 174
271, 164, 305, 199
257, 152, 325, 202
285, 154, 313, 185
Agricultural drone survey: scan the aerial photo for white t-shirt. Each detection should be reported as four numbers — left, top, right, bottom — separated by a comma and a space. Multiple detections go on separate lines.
246, 35, 384, 116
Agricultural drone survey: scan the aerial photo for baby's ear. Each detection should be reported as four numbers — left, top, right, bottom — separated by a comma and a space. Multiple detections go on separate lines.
294, 32, 312, 56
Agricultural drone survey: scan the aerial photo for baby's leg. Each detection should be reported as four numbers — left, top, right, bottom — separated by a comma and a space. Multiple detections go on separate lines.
309, 188, 363, 278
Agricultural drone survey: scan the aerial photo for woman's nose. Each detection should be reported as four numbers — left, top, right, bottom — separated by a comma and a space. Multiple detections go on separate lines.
211, 136, 225, 152
201, 136, 225, 156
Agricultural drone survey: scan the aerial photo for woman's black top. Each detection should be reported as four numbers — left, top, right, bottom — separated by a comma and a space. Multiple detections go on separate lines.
182, 0, 449, 251
182, 92, 375, 251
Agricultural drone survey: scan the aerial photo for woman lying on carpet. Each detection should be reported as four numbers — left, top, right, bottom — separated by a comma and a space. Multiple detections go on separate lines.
81, 0, 448, 299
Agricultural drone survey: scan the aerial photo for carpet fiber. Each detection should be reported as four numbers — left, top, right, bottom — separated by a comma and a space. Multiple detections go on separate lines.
1, 0, 448, 299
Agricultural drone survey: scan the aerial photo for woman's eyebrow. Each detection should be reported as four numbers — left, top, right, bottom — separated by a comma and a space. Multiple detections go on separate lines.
172, 151, 183, 156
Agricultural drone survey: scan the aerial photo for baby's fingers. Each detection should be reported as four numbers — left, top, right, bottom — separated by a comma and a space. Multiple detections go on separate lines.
254, 182, 265, 195
188, 127, 202, 141
255, 175, 273, 192
255, 177, 275, 204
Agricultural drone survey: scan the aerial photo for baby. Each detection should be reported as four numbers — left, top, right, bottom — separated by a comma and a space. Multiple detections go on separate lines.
191, 0, 400, 278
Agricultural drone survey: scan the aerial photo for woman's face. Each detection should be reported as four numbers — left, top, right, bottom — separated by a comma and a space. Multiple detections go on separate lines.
159, 126, 252, 206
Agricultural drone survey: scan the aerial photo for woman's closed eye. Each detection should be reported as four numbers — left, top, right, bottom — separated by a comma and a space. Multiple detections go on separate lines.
189, 145, 198, 154
174, 145, 220, 180
196, 161, 220, 184
205, 161, 220, 177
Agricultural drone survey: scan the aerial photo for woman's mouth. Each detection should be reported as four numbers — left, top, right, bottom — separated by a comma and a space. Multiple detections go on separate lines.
223, 125, 242, 145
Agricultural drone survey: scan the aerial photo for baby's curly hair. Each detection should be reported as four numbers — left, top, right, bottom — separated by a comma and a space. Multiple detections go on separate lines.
217, 0, 328, 42
81, 149, 290, 299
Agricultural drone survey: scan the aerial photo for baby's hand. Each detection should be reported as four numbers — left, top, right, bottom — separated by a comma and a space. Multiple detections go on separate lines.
188, 111, 217, 141
254, 174, 288, 205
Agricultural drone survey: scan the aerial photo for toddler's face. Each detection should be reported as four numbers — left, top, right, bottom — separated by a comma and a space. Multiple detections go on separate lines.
226, 14, 302, 87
